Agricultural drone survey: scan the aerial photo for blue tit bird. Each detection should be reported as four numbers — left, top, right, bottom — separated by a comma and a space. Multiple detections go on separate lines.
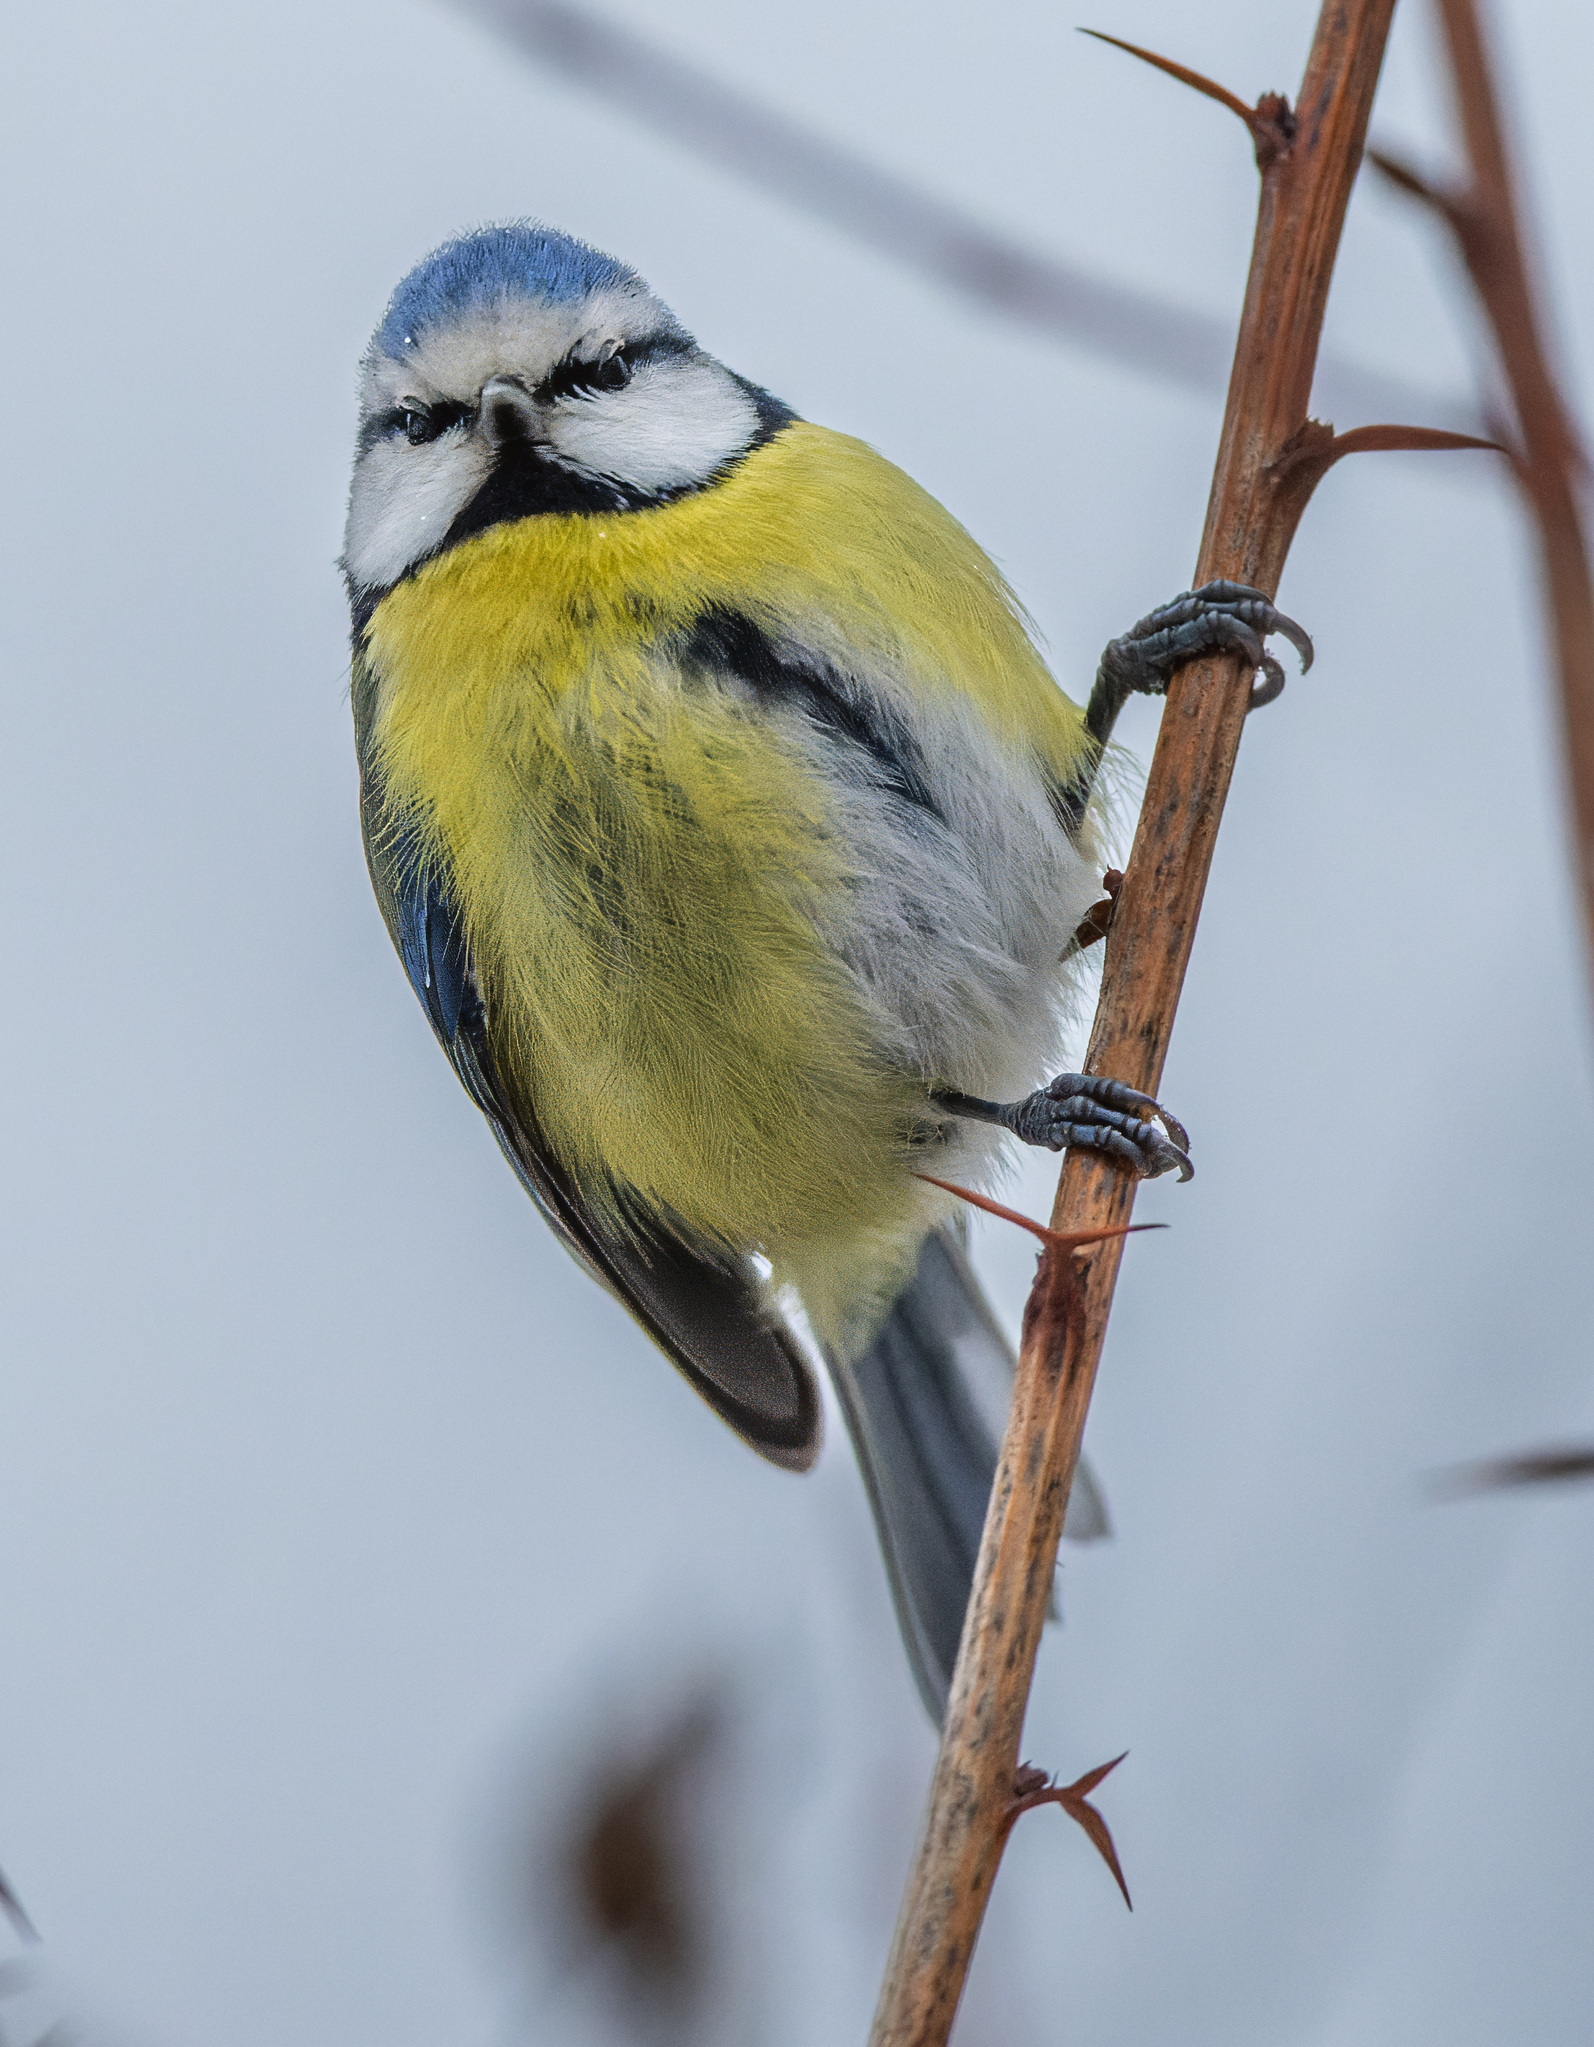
343, 224, 1309, 1717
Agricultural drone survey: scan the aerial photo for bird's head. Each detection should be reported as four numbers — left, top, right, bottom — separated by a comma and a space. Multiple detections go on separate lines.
343, 223, 787, 595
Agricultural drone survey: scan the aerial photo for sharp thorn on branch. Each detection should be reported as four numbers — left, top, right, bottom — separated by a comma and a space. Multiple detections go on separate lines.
1079, 29, 1295, 166
1267, 420, 1506, 522
1070, 867, 1125, 953
913, 1173, 1166, 1253
1003, 1753, 1133, 1909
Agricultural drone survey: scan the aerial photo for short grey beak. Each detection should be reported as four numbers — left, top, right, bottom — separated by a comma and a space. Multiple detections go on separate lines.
478, 375, 542, 448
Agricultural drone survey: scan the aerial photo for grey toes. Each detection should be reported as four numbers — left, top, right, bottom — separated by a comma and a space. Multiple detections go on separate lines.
1014, 1072, 1194, 1181
929, 1075, 1194, 1181
1041, 1070, 1190, 1153
1102, 580, 1313, 712
1190, 581, 1314, 673
1056, 1111, 1192, 1182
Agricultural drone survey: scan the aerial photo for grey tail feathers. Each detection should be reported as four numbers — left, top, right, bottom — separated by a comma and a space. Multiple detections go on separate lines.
826, 1225, 1110, 1722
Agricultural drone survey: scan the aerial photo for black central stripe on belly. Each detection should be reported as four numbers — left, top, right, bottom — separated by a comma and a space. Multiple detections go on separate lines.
681, 606, 944, 824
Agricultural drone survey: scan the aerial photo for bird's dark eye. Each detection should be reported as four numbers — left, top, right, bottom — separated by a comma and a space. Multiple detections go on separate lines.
399, 401, 469, 446
544, 347, 632, 402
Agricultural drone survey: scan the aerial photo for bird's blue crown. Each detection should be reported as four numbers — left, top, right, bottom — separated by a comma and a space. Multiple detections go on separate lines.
375, 224, 643, 359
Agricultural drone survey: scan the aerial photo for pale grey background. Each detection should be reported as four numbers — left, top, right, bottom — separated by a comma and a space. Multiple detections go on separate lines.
1, 0, 1591, 2041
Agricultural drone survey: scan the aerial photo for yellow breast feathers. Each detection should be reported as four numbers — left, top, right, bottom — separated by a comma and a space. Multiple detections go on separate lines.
362, 423, 1092, 1322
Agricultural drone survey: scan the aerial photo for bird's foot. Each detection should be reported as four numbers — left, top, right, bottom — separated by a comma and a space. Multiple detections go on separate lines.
935, 1074, 1192, 1181
1008, 1072, 1192, 1180
1097, 579, 1313, 715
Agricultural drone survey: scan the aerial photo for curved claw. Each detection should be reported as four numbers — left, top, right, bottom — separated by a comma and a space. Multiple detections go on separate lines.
1248, 656, 1287, 711
1265, 606, 1314, 674
1149, 1099, 1191, 1157
1204, 614, 1269, 672
1175, 581, 1314, 706
1143, 1130, 1194, 1183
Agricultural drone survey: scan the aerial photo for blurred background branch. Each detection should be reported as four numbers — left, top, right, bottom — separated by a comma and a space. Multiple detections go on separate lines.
1432, 1443, 1594, 1498
448, 0, 1471, 430
0, 1872, 66, 2047
1371, 0, 1594, 1005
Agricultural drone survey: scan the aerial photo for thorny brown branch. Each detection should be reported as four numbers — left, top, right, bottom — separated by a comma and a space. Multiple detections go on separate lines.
1370, 0, 1594, 1003
870, 5, 1430, 2040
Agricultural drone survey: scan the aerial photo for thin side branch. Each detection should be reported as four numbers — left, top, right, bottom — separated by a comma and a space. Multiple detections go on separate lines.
1078, 31, 1296, 168
870, 5, 1398, 2040
1370, 0, 1594, 1000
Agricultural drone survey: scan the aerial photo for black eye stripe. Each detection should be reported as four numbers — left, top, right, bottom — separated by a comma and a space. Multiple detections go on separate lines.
537, 332, 694, 403
386, 399, 472, 446
360, 332, 697, 453
539, 349, 630, 403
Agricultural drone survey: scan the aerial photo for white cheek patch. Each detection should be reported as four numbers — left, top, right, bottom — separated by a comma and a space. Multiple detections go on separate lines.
550, 359, 760, 491
343, 431, 491, 590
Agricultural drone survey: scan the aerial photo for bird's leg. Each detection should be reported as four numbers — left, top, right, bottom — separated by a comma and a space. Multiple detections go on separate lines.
1053, 580, 1311, 858
973, 587, 1306, 1173
933, 1074, 1192, 1182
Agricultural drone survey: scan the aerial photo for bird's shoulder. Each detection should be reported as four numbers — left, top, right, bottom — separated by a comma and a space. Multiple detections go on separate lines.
702, 421, 1088, 757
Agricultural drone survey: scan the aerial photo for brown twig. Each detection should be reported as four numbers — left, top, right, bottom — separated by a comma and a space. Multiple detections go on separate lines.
1369, 0, 1594, 999
870, 6, 1413, 2040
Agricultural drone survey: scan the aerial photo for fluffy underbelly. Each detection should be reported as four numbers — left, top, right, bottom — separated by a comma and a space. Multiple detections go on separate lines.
380, 654, 1095, 1330
440, 691, 921, 1260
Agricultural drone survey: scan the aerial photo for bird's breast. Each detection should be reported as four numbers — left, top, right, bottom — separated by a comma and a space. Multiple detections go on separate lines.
355, 423, 1097, 1299
361, 499, 923, 1265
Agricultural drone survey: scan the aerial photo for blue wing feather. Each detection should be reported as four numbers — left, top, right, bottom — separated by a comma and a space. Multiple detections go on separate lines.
355, 740, 821, 1472
388, 817, 476, 1047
